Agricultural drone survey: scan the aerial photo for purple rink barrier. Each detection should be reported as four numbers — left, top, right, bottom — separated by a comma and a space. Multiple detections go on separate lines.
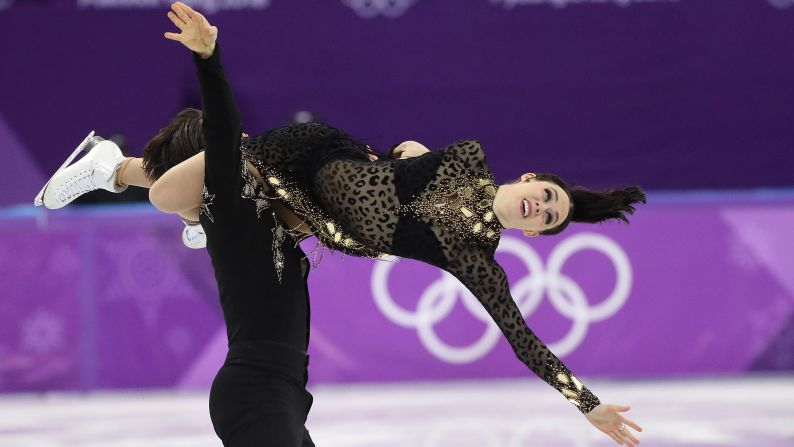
1, 192, 793, 392
2, 0, 794, 208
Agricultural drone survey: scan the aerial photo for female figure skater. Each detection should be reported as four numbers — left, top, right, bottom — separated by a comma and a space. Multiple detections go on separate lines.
38, 3, 645, 446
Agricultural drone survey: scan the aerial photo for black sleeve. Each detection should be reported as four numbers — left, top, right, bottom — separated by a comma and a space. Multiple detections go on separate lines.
445, 247, 602, 414
192, 43, 243, 221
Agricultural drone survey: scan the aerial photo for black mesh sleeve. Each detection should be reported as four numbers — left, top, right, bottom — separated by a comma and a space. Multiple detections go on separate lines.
445, 246, 601, 413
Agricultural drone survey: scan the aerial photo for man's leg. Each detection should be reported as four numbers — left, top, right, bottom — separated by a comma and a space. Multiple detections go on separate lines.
301, 427, 316, 447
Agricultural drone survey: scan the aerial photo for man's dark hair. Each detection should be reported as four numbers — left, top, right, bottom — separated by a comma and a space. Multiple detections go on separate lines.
142, 108, 204, 181
532, 173, 647, 236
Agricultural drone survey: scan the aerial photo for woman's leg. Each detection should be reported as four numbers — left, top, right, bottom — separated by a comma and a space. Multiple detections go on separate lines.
147, 152, 206, 214
115, 156, 201, 222
115, 157, 153, 188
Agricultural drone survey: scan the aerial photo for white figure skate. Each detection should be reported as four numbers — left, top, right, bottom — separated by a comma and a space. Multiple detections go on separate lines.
182, 222, 207, 249
34, 131, 128, 209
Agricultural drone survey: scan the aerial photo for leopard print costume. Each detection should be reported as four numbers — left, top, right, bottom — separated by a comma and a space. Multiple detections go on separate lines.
238, 122, 600, 413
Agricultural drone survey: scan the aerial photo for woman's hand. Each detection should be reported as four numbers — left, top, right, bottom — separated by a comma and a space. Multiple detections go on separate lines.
393, 141, 430, 159
585, 404, 643, 447
164, 2, 218, 58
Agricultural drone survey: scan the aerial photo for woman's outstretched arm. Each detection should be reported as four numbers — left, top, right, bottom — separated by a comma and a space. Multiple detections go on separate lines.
445, 247, 642, 445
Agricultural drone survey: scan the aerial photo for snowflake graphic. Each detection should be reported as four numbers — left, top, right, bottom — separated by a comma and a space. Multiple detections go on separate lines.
101, 237, 182, 328
19, 309, 65, 356
727, 235, 759, 272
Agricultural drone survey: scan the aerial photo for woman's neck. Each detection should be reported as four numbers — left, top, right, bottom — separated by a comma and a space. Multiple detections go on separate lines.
492, 183, 510, 228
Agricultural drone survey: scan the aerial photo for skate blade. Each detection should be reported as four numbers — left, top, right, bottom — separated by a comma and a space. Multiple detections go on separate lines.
33, 131, 95, 207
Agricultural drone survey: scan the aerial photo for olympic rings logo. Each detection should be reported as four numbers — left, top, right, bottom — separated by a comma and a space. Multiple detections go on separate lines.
769, 0, 794, 9
371, 233, 632, 364
342, 0, 418, 18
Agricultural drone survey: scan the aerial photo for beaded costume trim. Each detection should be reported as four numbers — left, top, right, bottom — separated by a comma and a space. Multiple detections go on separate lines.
549, 361, 601, 413
240, 160, 290, 282
240, 161, 271, 218
240, 151, 385, 264
200, 185, 215, 223
399, 174, 502, 246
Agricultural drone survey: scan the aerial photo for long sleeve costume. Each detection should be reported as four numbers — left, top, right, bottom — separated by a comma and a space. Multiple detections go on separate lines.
193, 46, 312, 351
197, 44, 601, 414
194, 45, 316, 447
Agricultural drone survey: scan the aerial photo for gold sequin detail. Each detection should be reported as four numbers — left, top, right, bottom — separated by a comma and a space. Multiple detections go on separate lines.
549, 361, 601, 414
561, 388, 578, 398
399, 174, 501, 246
239, 151, 382, 263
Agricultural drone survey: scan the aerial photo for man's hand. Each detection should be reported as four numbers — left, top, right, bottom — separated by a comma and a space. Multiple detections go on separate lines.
164, 2, 217, 58
393, 141, 430, 159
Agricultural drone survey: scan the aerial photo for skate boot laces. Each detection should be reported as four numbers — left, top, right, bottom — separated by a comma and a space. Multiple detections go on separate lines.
54, 169, 97, 204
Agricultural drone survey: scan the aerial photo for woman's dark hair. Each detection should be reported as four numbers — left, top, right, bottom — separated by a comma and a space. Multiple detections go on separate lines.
142, 108, 204, 181
532, 173, 647, 236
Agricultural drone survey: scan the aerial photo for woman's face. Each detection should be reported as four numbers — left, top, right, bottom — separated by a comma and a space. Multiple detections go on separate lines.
494, 173, 571, 235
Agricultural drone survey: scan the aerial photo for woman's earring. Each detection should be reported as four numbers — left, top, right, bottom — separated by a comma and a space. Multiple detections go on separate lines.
523, 229, 538, 237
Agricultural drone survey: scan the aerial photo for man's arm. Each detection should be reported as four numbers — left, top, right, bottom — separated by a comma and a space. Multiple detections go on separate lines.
164, 2, 242, 219
391, 141, 431, 159
164, 2, 217, 59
